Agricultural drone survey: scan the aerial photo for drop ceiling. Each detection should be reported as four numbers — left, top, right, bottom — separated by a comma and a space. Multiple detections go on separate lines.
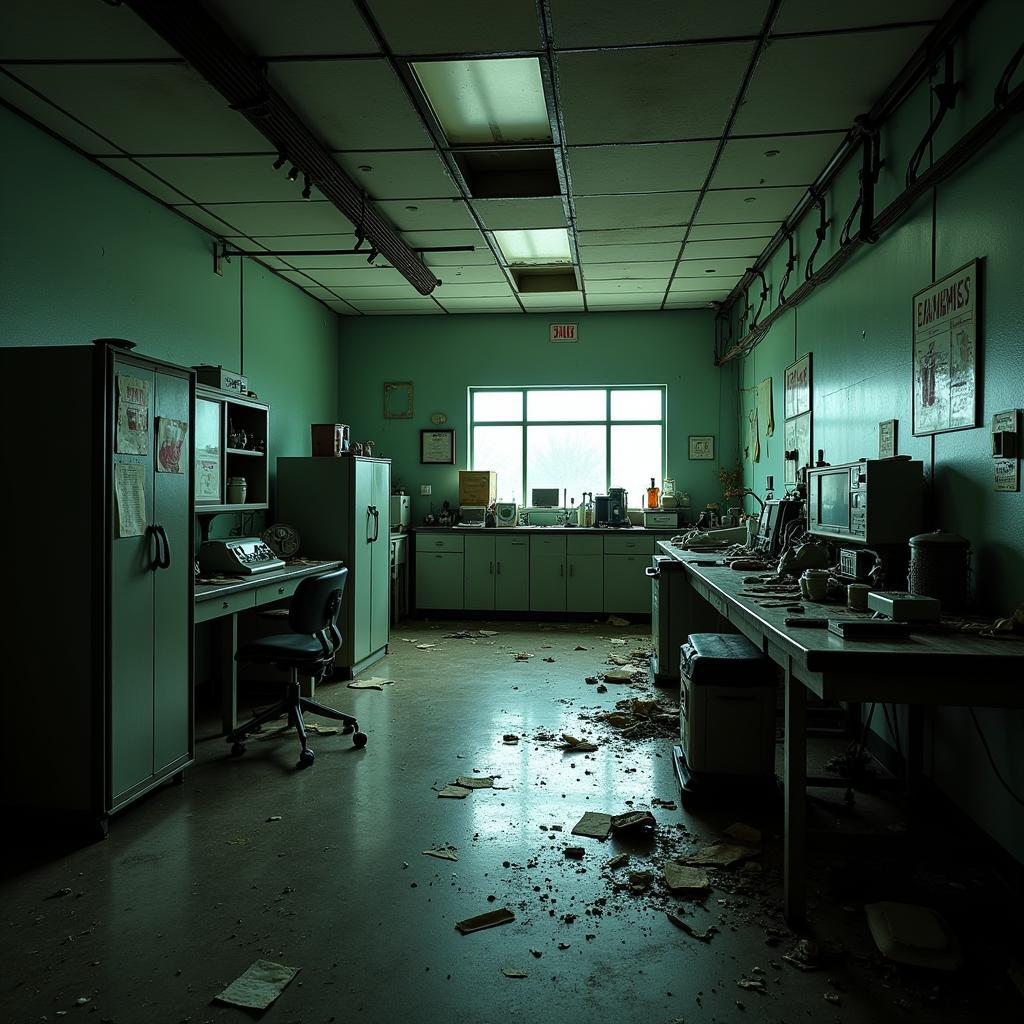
0, 0, 952, 315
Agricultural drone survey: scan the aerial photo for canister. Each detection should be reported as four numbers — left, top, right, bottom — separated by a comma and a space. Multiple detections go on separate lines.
227, 476, 248, 504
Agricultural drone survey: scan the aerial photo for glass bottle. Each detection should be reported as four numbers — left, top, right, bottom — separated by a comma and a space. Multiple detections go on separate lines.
646, 477, 660, 509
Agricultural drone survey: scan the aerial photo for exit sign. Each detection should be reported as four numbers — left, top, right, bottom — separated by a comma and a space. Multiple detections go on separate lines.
549, 323, 578, 343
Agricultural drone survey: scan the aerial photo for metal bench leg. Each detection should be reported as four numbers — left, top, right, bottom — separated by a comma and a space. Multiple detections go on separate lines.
784, 662, 808, 925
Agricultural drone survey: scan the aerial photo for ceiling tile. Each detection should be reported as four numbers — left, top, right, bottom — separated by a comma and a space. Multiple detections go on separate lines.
696, 186, 806, 224
289, 267, 409, 286
687, 221, 780, 240
359, 305, 446, 315
584, 261, 677, 280
521, 293, 586, 310
351, 296, 442, 312
569, 141, 717, 194
682, 237, 771, 258
189, 201, 355, 235
435, 281, 515, 298
439, 295, 522, 310
376, 198, 477, 230
405, 230, 497, 265
711, 132, 844, 189
558, 42, 755, 144
0, 1, 176, 59
421, 247, 498, 266
549, 0, 769, 47
586, 279, 668, 294
334, 150, 460, 199
670, 276, 739, 292
431, 265, 508, 284
9, 63, 268, 154
324, 301, 362, 315
205, 0, 379, 56
733, 27, 932, 135
268, 59, 432, 149
473, 197, 568, 230
275, 253, 394, 270
330, 284, 424, 300
98, 158, 194, 204
576, 226, 684, 245
772, 0, 948, 34
666, 295, 726, 308
675, 256, 753, 279
131, 155, 319, 204
575, 192, 697, 230
173, 204, 257, 235
585, 294, 664, 308
367, 1, 541, 54
248, 234, 397, 268
579, 241, 683, 263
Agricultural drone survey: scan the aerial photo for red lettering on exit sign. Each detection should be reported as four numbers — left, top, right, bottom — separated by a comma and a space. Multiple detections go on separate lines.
549, 323, 578, 343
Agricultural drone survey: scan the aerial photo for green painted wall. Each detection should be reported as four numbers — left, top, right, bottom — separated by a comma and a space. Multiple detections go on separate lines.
0, 106, 339, 527
337, 311, 736, 521
732, 0, 1024, 863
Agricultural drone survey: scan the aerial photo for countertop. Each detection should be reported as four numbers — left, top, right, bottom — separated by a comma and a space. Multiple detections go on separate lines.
413, 525, 678, 534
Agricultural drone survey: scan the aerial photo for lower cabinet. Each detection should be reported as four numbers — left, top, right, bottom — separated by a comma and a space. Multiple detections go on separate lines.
567, 553, 604, 612
530, 534, 566, 612
464, 535, 496, 610
416, 549, 464, 608
604, 553, 652, 614
495, 535, 529, 610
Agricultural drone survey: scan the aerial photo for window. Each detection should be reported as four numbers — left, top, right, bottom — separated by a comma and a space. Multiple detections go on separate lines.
469, 387, 665, 506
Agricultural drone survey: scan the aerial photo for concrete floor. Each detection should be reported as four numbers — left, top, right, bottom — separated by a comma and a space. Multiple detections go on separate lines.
2, 620, 1020, 1023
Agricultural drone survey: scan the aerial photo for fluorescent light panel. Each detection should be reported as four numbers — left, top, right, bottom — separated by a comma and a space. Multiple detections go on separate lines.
412, 58, 551, 145
494, 228, 571, 265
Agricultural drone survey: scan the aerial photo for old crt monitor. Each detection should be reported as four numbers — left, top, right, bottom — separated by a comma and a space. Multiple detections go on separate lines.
807, 458, 924, 545
753, 498, 803, 556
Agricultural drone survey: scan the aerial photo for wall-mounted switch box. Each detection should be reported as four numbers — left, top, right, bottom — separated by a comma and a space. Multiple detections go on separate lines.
420, 484, 432, 496
993, 409, 1021, 492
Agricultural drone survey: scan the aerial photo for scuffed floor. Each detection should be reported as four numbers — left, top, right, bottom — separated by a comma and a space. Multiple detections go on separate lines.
2, 620, 1021, 1023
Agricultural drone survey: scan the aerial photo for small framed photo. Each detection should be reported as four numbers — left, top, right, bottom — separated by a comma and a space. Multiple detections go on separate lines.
784, 353, 812, 419
420, 428, 455, 465
689, 435, 715, 460
878, 419, 898, 459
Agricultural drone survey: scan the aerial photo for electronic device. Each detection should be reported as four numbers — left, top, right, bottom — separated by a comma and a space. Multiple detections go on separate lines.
752, 497, 804, 556
261, 523, 300, 559
807, 458, 924, 545
784, 617, 828, 627
827, 618, 913, 639
390, 494, 410, 532
199, 537, 285, 576
838, 546, 876, 581
866, 590, 941, 621
643, 510, 678, 528
459, 505, 487, 526
531, 487, 560, 508
607, 487, 629, 525
495, 501, 518, 527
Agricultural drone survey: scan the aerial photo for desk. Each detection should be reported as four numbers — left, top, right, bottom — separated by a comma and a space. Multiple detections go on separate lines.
195, 559, 344, 734
658, 541, 1024, 924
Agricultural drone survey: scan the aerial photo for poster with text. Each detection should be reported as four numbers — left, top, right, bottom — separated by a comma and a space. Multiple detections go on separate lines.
156, 417, 188, 473
784, 412, 811, 485
116, 375, 150, 455
912, 260, 978, 436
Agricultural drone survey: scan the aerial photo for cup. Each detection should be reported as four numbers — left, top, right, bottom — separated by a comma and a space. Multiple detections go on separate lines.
802, 568, 829, 601
847, 583, 871, 610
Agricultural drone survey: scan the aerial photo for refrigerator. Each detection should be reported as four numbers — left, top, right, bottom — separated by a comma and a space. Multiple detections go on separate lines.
277, 456, 391, 675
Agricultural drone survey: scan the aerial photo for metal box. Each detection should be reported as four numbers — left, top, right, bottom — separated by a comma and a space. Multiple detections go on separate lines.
643, 510, 678, 528
459, 470, 497, 506
194, 363, 248, 394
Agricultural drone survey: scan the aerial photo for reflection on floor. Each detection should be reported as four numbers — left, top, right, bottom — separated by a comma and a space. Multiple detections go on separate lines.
2, 620, 1020, 1023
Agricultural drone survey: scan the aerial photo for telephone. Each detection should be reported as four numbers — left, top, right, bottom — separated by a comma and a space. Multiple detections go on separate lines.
199, 537, 285, 576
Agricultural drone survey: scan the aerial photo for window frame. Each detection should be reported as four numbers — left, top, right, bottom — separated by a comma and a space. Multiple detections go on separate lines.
468, 385, 667, 506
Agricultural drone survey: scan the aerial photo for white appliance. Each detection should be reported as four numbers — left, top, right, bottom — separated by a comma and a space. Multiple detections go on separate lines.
495, 501, 518, 527
390, 494, 410, 532
643, 510, 678, 529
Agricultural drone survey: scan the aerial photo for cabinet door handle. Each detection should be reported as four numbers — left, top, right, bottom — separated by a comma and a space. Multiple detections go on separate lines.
153, 524, 171, 570
496, 561, 501, 575
569, 563, 574, 577
277, 586, 286, 594
489, 561, 494, 575
559, 563, 564, 577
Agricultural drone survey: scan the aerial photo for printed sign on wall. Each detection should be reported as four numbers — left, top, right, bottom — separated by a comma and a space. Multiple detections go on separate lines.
912, 260, 979, 436
549, 323, 578, 343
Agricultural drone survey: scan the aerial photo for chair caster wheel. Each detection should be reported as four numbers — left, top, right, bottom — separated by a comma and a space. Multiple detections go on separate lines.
342, 723, 355, 735
353, 732, 367, 749
297, 748, 315, 769
230, 742, 245, 757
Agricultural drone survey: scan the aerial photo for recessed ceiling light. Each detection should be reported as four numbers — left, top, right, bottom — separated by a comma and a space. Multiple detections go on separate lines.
494, 228, 571, 265
764, 149, 781, 157
412, 58, 551, 145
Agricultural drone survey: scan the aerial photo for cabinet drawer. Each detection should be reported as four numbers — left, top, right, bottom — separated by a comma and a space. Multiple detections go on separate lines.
195, 589, 256, 623
604, 534, 655, 555
530, 534, 567, 555
419, 533, 464, 553
256, 576, 302, 606
567, 534, 603, 556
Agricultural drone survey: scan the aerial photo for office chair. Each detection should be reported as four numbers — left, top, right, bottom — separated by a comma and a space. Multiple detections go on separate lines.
227, 567, 366, 768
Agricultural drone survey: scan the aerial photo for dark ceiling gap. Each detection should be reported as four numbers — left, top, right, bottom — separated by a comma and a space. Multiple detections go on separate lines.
349, 0, 526, 312
659, 0, 785, 311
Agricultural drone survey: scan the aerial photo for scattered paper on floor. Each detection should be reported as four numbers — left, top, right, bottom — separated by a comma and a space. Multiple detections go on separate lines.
422, 844, 458, 861
502, 967, 528, 978
479, 630, 499, 636
455, 776, 494, 789
215, 959, 299, 1010
455, 908, 515, 934
437, 785, 472, 799
347, 677, 395, 690
684, 843, 760, 867
663, 862, 710, 893
571, 811, 612, 839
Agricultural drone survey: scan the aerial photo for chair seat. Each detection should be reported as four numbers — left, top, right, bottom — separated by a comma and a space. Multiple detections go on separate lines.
236, 634, 327, 665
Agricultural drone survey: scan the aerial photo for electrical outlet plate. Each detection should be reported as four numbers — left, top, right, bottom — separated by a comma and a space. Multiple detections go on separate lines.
420, 484, 431, 496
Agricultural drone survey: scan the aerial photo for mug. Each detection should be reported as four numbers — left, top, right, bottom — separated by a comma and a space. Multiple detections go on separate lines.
847, 583, 871, 610
801, 568, 829, 601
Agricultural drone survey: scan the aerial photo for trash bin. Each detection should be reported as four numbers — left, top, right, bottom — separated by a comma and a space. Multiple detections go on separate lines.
678, 632, 778, 788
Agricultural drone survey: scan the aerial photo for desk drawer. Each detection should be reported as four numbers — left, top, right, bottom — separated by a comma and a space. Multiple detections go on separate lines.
256, 576, 302, 606
195, 589, 256, 623
567, 534, 603, 556
604, 534, 654, 555
420, 534, 464, 553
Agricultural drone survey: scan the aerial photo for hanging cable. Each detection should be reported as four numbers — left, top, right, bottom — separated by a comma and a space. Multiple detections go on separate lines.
994, 41, 1024, 108
856, 118, 882, 244
750, 268, 769, 330
969, 707, 1024, 809
777, 231, 796, 305
907, 47, 960, 189
804, 194, 831, 281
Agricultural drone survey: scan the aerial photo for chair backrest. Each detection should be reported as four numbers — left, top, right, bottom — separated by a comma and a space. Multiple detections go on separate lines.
288, 568, 348, 654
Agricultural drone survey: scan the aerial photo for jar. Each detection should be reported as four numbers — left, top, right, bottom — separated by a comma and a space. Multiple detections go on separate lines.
801, 568, 829, 601
227, 476, 248, 504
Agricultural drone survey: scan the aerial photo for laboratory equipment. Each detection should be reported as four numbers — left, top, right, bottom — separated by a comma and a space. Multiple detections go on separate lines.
646, 478, 660, 509
495, 502, 518, 527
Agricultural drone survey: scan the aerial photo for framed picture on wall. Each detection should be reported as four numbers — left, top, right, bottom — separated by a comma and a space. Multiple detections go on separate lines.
784, 411, 812, 485
784, 353, 812, 419
688, 435, 715, 460
421, 429, 455, 464
912, 259, 980, 436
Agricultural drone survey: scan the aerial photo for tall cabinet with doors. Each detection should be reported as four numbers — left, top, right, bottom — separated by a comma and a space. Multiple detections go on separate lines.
277, 456, 391, 675
0, 340, 194, 834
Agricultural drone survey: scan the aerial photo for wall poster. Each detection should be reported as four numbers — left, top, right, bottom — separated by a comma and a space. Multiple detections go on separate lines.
688, 435, 714, 460
116, 374, 150, 455
784, 412, 811, 485
156, 417, 188, 474
912, 260, 979, 436
783, 354, 811, 419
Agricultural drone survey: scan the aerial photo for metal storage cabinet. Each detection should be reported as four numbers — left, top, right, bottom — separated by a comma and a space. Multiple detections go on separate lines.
0, 341, 195, 834
277, 456, 391, 674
